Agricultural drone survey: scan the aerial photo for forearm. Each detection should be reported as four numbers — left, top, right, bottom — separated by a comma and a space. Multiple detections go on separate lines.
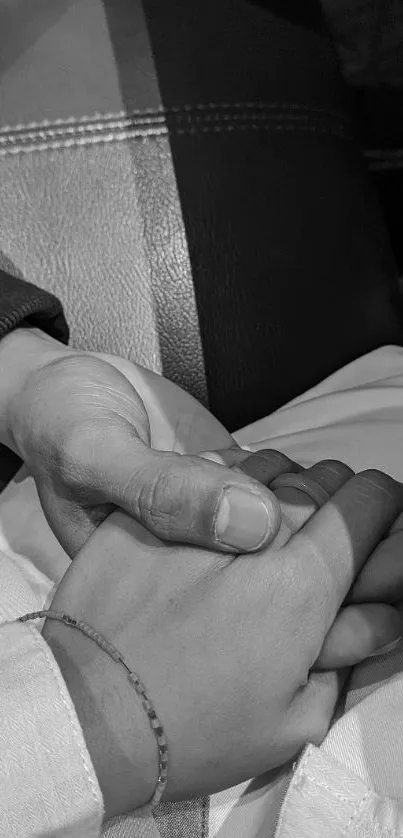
0, 326, 69, 454
43, 617, 156, 821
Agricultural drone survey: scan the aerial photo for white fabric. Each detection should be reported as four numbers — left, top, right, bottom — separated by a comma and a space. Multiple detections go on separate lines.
3, 343, 403, 836
0, 459, 160, 836
0, 496, 103, 836
209, 344, 403, 837
275, 745, 403, 837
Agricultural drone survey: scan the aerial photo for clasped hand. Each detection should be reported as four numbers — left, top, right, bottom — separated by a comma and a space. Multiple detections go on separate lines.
7, 329, 403, 817
43, 461, 403, 818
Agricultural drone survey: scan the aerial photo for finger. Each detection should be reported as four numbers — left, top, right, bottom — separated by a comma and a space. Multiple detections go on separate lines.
198, 446, 255, 468
387, 507, 403, 536
347, 527, 403, 604
270, 460, 354, 549
287, 669, 348, 754
233, 449, 303, 484
96, 439, 285, 554
289, 469, 403, 635
267, 669, 348, 780
347, 500, 403, 605
314, 603, 403, 669
198, 447, 303, 486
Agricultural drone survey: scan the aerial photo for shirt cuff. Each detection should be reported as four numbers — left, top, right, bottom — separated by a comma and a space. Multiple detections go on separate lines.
0, 619, 103, 837
274, 744, 403, 838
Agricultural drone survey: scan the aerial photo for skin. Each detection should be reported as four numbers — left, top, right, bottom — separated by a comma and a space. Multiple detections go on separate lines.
1, 326, 285, 556
43, 462, 403, 821
4, 324, 403, 821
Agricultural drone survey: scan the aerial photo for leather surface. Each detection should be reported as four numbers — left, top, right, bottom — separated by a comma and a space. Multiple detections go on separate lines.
0, 135, 208, 404
1, 0, 403, 433
143, 0, 403, 429
0, 0, 207, 406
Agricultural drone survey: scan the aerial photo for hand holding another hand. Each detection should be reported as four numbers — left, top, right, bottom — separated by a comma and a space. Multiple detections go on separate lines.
9, 327, 403, 822
4, 327, 288, 556
43, 461, 403, 821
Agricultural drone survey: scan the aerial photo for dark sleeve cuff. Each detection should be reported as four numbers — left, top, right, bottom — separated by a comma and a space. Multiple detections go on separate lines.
0, 269, 70, 345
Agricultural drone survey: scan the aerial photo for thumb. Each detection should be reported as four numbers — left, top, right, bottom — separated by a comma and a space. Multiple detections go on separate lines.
96, 440, 282, 554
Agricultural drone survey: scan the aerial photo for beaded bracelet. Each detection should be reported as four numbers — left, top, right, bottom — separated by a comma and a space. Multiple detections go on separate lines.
18, 609, 168, 816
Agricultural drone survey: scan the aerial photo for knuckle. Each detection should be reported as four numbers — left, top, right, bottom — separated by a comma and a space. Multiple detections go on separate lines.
315, 459, 354, 480
357, 468, 399, 497
133, 470, 162, 518
240, 449, 301, 484
260, 449, 298, 470
135, 467, 185, 537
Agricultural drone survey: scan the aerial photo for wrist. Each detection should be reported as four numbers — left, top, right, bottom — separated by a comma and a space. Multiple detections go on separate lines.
42, 617, 156, 821
0, 325, 71, 455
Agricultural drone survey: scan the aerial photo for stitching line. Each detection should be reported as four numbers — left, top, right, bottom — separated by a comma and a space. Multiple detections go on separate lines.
302, 771, 354, 804
0, 101, 352, 135
0, 126, 168, 155
342, 790, 371, 836
0, 110, 348, 146
300, 768, 373, 836
364, 148, 403, 172
0, 122, 351, 157
368, 161, 403, 171
364, 148, 403, 160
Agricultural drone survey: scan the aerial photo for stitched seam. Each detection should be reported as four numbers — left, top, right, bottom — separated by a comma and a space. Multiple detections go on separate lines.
0, 122, 351, 157
364, 148, 403, 171
368, 161, 403, 171
298, 772, 391, 838
302, 771, 353, 804
18, 622, 101, 808
0, 101, 352, 135
0, 110, 348, 146
301, 771, 373, 835
0, 126, 168, 155
342, 789, 371, 836
0, 120, 167, 145
364, 148, 403, 159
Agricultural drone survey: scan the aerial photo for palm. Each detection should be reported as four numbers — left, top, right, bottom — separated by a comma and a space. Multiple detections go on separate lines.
20, 350, 240, 558
95, 352, 235, 455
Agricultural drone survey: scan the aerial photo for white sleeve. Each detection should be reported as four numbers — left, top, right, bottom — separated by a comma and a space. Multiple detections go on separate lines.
0, 468, 103, 837
0, 617, 104, 837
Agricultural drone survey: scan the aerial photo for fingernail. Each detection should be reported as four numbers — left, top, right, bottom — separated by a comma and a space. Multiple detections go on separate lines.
199, 451, 227, 465
368, 636, 403, 659
214, 487, 271, 551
